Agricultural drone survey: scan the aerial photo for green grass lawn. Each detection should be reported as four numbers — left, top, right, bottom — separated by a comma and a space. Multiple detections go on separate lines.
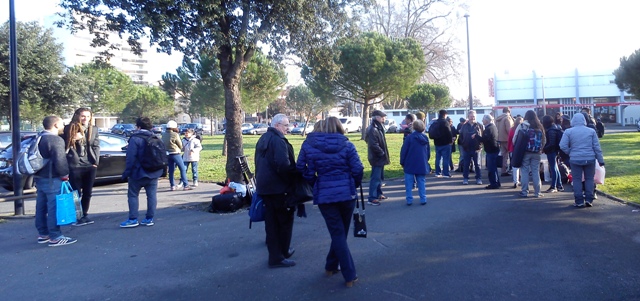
191, 131, 638, 204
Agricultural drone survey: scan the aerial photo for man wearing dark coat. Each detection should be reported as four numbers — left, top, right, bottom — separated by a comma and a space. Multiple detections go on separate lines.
365, 110, 390, 206
481, 114, 501, 189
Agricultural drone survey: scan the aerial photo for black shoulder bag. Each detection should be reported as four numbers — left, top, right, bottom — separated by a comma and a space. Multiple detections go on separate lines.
353, 185, 367, 238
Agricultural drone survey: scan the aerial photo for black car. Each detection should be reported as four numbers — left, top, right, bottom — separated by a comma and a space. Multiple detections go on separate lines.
0, 132, 129, 191
111, 124, 136, 137
179, 123, 204, 135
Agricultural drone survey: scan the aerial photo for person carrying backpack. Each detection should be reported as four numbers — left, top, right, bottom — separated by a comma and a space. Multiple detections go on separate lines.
430, 110, 453, 178
542, 115, 564, 193
513, 110, 546, 198
34, 116, 76, 247
120, 117, 164, 228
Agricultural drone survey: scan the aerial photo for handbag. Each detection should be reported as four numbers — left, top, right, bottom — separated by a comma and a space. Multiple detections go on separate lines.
72, 190, 82, 220
248, 192, 265, 229
56, 181, 77, 225
353, 185, 367, 238
285, 173, 313, 207
594, 162, 605, 185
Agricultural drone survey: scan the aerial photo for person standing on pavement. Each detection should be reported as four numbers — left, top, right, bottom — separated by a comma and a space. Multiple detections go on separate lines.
62, 108, 100, 226
495, 107, 514, 176
296, 116, 364, 287
182, 129, 202, 187
431, 110, 453, 178
458, 110, 484, 185
542, 115, 564, 193
402, 113, 415, 140
448, 117, 457, 172
255, 113, 298, 268
513, 110, 546, 198
400, 120, 431, 205
120, 117, 164, 228
481, 114, 500, 189
365, 110, 390, 206
163, 120, 192, 191
559, 113, 604, 208
35, 116, 76, 247
508, 117, 523, 188
455, 117, 468, 172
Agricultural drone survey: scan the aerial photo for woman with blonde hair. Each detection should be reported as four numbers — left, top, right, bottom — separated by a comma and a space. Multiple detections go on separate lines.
296, 116, 364, 287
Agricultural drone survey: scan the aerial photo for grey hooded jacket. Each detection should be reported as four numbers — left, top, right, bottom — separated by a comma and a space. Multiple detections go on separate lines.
559, 113, 604, 164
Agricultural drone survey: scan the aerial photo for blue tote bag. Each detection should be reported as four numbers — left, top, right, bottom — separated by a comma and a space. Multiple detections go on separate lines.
56, 181, 77, 225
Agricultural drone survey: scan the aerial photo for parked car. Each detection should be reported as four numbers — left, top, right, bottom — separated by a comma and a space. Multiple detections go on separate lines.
383, 119, 399, 133
180, 123, 204, 135
339, 117, 363, 133
152, 124, 166, 134
242, 123, 269, 135
290, 123, 314, 135
0, 132, 129, 191
111, 124, 136, 137
222, 123, 253, 134
0, 131, 38, 149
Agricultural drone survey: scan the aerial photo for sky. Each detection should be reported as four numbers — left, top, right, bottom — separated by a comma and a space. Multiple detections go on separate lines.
2, 0, 639, 105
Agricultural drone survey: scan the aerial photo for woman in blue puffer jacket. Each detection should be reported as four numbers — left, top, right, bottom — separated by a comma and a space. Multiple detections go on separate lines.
296, 116, 364, 288
400, 120, 431, 205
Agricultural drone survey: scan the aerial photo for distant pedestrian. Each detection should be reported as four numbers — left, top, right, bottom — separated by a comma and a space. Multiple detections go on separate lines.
255, 113, 298, 268
559, 113, 604, 208
495, 107, 514, 176
513, 110, 546, 198
481, 114, 500, 189
595, 118, 605, 138
402, 113, 416, 140
365, 110, 390, 206
35, 116, 76, 247
182, 129, 202, 187
431, 110, 452, 178
458, 110, 484, 185
400, 120, 431, 205
542, 115, 564, 193
448, 117, 457, 171
455, 117, 467, 172
62, 108, 100, 226
120, 117, 163, 228
296, 116, 364, 287
508, 117, 523, 188
163, 120, 191, 191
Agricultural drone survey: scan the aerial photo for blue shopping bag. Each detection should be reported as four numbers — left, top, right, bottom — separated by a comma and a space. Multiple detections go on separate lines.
248, 192, 265, 229
56, 181, 77, 225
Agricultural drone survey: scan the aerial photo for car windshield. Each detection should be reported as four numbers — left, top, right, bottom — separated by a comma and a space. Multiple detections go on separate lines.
122, 124, 136, 129
185, 123, 198, 128
339, 118, 347, 124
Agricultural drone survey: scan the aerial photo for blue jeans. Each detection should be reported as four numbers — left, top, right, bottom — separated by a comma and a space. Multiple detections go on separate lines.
35, 177, 63, 239
463, 150, 481, 180
168, 154, 189, 187
185, 161, 199, 182
368, 166, 384, 201
318, 200, 357, 282
521, 152, 541, 195
486, 152, 500, 187
546, 152, 562, 189
570, 159, 595, 204
404, 173, 426, 204
127, 177, 159, 220
435, 145, 452, 177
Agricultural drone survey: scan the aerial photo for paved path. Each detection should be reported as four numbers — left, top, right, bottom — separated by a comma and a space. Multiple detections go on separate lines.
1, 174, 640, 301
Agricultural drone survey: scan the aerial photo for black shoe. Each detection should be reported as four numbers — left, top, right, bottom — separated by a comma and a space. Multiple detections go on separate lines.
500, 173, 510, 177
585, 202, 593, 207
284, 248, 295, 259
485, 185, 499, 189
269, 259, 296, 268
73, 216, 94, 227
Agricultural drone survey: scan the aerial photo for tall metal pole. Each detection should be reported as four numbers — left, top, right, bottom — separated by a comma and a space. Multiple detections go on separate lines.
464, 14, 473, 110
541, 75, 547, 116
9, 0, 24, 215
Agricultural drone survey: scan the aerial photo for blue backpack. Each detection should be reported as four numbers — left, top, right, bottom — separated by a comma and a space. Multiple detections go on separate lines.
525, 128, 543, 153
248, 192, 264, 228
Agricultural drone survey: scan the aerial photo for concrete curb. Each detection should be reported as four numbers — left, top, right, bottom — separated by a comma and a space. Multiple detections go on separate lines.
596, 189, 640, 208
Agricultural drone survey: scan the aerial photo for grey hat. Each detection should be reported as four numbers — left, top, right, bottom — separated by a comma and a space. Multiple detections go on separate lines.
371, 110, 387, 117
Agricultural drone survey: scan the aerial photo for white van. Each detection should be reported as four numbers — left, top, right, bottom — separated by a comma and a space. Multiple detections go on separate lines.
339, 117, 363, 133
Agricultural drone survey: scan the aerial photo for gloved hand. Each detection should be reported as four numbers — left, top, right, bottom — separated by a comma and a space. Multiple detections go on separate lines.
296, 204, 307, 218
599, 162, 605, 167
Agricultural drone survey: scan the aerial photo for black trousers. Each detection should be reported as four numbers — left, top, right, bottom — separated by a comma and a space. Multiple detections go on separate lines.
262, 194, 295, 264
69, 166, 97, 216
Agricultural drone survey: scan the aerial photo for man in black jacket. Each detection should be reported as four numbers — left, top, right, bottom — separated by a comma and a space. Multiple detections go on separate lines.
62, 108, 100, 226
481, 114, 500, 189
431, 110, 453, 178
365, 110, 390, 206
255, 113, 297, 268
35, 116, 75, 247
458, 110, 484, 185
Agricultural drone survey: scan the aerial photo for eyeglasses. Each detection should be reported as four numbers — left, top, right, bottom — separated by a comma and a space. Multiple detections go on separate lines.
279, 123, 289, 127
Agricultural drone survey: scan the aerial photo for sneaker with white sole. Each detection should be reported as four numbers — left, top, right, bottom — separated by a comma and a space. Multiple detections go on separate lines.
73, 216, 94, 227
462, 179, 469, 185
140, 218, 154, 226
120, 219, 139, 228
193, 180, 198, 187
48, 236, 77, 247
37, 235, 50, 244
476, 179, 483, 185
367, 199, 381, 206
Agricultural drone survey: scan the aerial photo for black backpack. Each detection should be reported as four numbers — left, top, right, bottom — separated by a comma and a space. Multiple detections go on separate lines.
135, 134, 168, 172
428, 121, 440, 139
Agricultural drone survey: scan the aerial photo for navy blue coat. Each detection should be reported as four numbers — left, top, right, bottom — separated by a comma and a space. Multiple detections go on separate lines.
296, 132, 364, 205
400, 131, 431, 175
122, 130, 163, 180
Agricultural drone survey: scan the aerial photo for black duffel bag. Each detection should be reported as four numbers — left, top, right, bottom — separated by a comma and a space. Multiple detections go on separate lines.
209, 193, 244, 213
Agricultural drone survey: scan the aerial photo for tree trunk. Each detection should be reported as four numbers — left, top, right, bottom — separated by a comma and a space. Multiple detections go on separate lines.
360, 102, 371, 140
222, 78, 244, 182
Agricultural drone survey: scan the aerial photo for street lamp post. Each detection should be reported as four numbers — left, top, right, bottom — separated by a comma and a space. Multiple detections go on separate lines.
541, 75, 547, 115
464, 13, 473, 110
9, 0, 24, 215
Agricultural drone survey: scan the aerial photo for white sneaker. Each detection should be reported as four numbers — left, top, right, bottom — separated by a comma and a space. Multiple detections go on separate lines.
193, 180, 198, 187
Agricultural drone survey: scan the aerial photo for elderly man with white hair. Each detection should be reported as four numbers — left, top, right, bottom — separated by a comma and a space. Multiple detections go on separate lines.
481, 114, 501, 189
